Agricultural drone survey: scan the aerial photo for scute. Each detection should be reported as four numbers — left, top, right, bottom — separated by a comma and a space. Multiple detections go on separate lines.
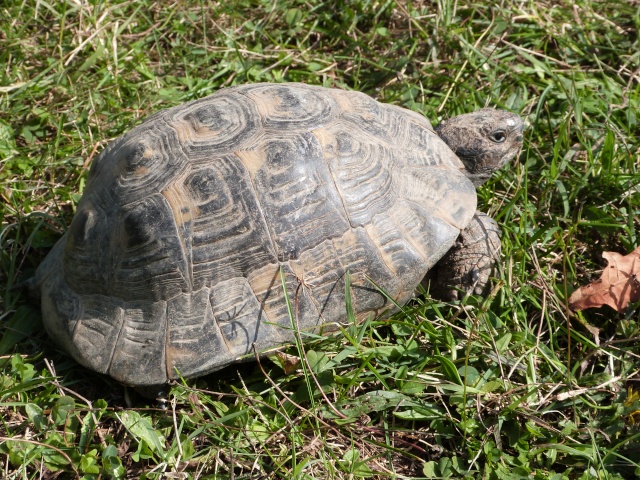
314, 127, 396, 227
35, 83, 478, 388
63, 199, 111, 296
241, 83, 338, 129
122, 200, 158, 248
114, 194, 190, 301
240, 132, 352, 261
209, 278, 265, 352
182, 156, 278, 290
166, 289, 229, 379
107, 300, 168, 385
167, 92, 261, 159
120, 139, 159, 176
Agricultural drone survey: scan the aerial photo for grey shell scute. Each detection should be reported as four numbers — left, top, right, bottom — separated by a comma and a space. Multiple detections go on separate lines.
37, 83, 477, 387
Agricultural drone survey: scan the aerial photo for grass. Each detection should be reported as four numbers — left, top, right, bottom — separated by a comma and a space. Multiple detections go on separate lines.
1, 0, 639, 478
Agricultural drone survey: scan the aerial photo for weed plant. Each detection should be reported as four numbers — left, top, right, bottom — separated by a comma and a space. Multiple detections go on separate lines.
1, 0, 639, 478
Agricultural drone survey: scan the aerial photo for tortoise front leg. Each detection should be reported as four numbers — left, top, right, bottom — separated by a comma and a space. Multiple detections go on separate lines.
424, 212, 502, 301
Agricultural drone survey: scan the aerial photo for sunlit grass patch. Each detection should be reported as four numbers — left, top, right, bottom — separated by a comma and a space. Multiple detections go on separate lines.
1, 0, 639, 478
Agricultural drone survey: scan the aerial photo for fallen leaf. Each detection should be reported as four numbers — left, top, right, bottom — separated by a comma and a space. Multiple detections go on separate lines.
273, 351, 301, 374
569, 246, 640, 312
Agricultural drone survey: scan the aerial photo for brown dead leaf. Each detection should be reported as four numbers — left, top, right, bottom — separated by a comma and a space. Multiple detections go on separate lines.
274, 351, 302, 374
569, 246, 640, 312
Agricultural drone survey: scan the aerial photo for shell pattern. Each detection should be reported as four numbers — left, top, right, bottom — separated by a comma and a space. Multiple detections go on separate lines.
36, 83, 477, 386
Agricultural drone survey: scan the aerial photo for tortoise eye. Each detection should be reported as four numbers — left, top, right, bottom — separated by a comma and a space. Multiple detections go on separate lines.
490, 130, 507, 143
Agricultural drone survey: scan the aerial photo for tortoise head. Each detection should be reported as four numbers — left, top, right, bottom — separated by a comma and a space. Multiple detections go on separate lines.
435, 108, 524, 187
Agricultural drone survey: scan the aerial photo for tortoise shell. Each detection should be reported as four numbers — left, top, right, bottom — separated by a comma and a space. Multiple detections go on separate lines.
36, 83, 477, 387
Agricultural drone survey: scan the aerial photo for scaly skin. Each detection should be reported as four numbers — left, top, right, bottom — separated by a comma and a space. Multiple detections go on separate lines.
425, 212, 502, 300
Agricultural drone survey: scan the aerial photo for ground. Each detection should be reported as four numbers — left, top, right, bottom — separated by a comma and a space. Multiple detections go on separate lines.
1, 0, 639, 478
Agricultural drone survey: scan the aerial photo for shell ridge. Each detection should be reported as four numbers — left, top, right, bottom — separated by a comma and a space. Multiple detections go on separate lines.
105, 300, 129, 378
386, 203, 432, 265
159, 186, 195, 290
163, 300, 172, 381
283, 259, 324, 329
311, 129, 355, 229
399, 165, 477, 231
117, 117, 192, 207
210, 296, 234, 354
359, 221, 398, 277
231, 88, 288, 262
232, 150, 283, 261
158, 114, 194, 167
247, 269, 275, 327
403, 197, 460, 232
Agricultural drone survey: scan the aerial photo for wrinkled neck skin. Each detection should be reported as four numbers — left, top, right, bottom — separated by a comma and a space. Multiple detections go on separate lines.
435, 108, 524, 187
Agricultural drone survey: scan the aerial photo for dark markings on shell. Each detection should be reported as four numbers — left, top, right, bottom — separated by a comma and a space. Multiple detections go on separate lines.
316, 127, 396, 227
184, 155, 278, 290
166, 289, 229, 379
114, 194, 191, 301
111, 120, 191, 203
63, 198, 111, 296
108, 300, 168, 385
36, 83, 477, 387
240, 83, 337, 130
245, 133, 351, 261
167, 91, 261, 161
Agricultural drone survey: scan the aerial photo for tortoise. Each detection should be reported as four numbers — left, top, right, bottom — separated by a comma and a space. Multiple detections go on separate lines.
32, 82, 523, 393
